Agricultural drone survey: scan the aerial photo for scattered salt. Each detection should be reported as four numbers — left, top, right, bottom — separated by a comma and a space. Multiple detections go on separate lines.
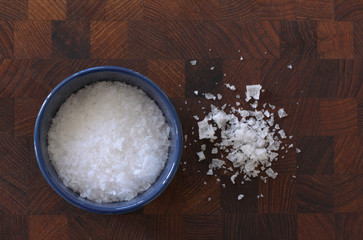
190, 60, 197, 65
237, 194, 244, 200
205, 93, 216, 100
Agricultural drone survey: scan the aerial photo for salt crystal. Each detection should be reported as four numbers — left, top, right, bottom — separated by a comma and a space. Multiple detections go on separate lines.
201, 144, 206, 151
205, 93, 216, 100
208, 197, 211, 201
194, 90, 199, 95
237, 194, 244, 200
210, 66, 215, 70
190, 60, 197, 65
245, 84, 262, 102
240, 56, 244, 61
217, 93, 222, 100
197, 151, 206, 161
225, 83, 236, 91
287, 64, 292, 69
278, 108, 288, 118
193, 115, 199, 120
211, 148, 218, 154
296, 148, 301, 153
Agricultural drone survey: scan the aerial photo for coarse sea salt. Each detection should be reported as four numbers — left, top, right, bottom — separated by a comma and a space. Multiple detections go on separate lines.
48, 81, 170, 203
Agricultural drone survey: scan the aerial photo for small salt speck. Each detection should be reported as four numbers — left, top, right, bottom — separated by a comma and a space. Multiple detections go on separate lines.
198, 100, 201, 103
203, 181, 207, 185
190, 60, 197, 65
222, 183, 226, 188
288, 143, 293, 149
240, 56, 244, 61
184, 145, 186, 148
287, 64, 293, 69
217, 93, 222, 100
297, 165, 300, 168
296, 102, 299, 105
264, 51, 267, 55
236, 94, 240, 99
238, 49, 241, 52
185, 100, 187, 105
183, 161, 186, 165
193, 115, 199, 120
296, 148, 301, 153
289, 135, 293, 139
292, 175, 296, 178
236, 102, 240, 106
216, 178, 220, 182
194, 90, 198, 95
210, 66, 215, 70
237, 194, 244, 200
223, 73, 226, 77
208, 48, 212, 51
208, 197, 211, 201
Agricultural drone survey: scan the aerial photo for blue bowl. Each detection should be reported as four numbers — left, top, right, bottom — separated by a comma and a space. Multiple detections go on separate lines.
34, 66, 183, 214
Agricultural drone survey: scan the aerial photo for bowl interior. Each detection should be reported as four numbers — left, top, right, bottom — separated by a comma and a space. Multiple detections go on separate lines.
34, 67, 182, 214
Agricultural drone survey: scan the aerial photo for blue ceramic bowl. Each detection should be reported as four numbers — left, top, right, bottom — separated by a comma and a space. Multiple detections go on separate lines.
34, 66, 183, 214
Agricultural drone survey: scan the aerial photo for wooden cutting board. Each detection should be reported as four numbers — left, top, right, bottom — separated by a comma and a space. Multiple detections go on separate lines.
0, 0, 362, 239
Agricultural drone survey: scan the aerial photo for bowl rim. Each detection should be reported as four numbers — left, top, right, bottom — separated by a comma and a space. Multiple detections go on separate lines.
34, 66, 183, 214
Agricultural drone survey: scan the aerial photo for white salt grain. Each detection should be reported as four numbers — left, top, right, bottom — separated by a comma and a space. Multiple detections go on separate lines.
237, 194, 244, 200
48, 81, 170, 203
190, 60, 197, 65
278, 108, 288, 118
205, 93, 216, 100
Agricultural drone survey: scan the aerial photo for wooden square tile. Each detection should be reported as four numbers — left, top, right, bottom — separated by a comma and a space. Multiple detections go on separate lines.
128, 21, 168, 59
335, 0, 363, 21
334, 136, 363, 174
29, 0, 66, 20
258, 214, 297, 240
320, 98, 358, 136
147, 60, 185, 98
220, 0, 259, 22
296, 136, 334, 175
14, 21, 52, 59
0, 98, 14, 136
178, 0, 220, 21
0, 0, 27, 20
29, 215, 68, 240
106, 0, 143, 20
185, 58, 223, 97
317, 21, 354, 59
14, 98, 44, 137
146, 215, 183, 240
298, 214, 335, 240
335, 175, 363, 213
223, 60, 262, 87
359, 98, 363, 136
297, 175, 334, 213
107, 215, 146, 240
68, 215, 108, 239
335, 213, 363, 240
0, 20, 13, 58
183, 215, 223, 240
204, 21, 243, 59
90, 21, 127, 59
144, 0, 183, 21
338, 60, 363, 97
0, 216, 28, 240
354, 22, 363, 58
240, 21, 280, 58
258, 175, 296, 213
220, 175, 258, 213
67, 0, 106, 20
296, 0, 334, 20
52, 21, 90, 59
280, 20, 317, 59
257, 0, 296, 20
167, 21, 207, 59
0, 59, 33, 97
224, 214, 258, 240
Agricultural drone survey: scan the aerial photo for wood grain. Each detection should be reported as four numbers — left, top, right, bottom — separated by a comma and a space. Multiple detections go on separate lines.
0, 1, 362, 239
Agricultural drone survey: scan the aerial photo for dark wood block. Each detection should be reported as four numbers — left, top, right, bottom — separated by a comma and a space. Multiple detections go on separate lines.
0, 0, 27, 20
220, 175, 258, 213
182, 174, 221, 214
334, 136, 363, 174
317, 21, 354, 59
296, 0, 334, 20
167, 21, 207, 59
223, 214, 258, 240
354, 22, 363, 58
179, 0, 221, 21
220, 0, 259, 22
297, 175, 334, 213
68, 215, 108, 240
0, 215, 28, 240
335, 213, 363, 240
223, 60, 262, 87
258, 214, 297, 240
0, 20, 13, 58
106, 0, 143, 21
280, 20, 317, 59
183, 215, 223, 240
67, 0, 106, 20
90, 21, 128, 59
107, 215, 146, 240
359, 98, 363, 136
146, 215, 183, 240
297, 213, 335, 240
320, 98, 358, 136
128, 21, 168, 59
0, 137, 29, 215
185, 58, 223, 97
204, 21, 243, 60
0, 59, 32, 97
52, 21, 90, 59
338, 60, 363, 97
258, 175, 296, 213
240, 21, 280, 58
257, 0, 296, 20
144, 0, 183, 21
14, 98, 44, 137
28, 0, 66, 20
296, 136, 334, 175
29, 215, 68, 240
0, 98, 14, 135
14, 21, 52, 59
334, 175, 363, 213
335, 0, 363, 21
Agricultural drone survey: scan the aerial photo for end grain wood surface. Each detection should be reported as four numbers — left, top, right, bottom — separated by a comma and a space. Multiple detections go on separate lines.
0, 0, 362, 239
